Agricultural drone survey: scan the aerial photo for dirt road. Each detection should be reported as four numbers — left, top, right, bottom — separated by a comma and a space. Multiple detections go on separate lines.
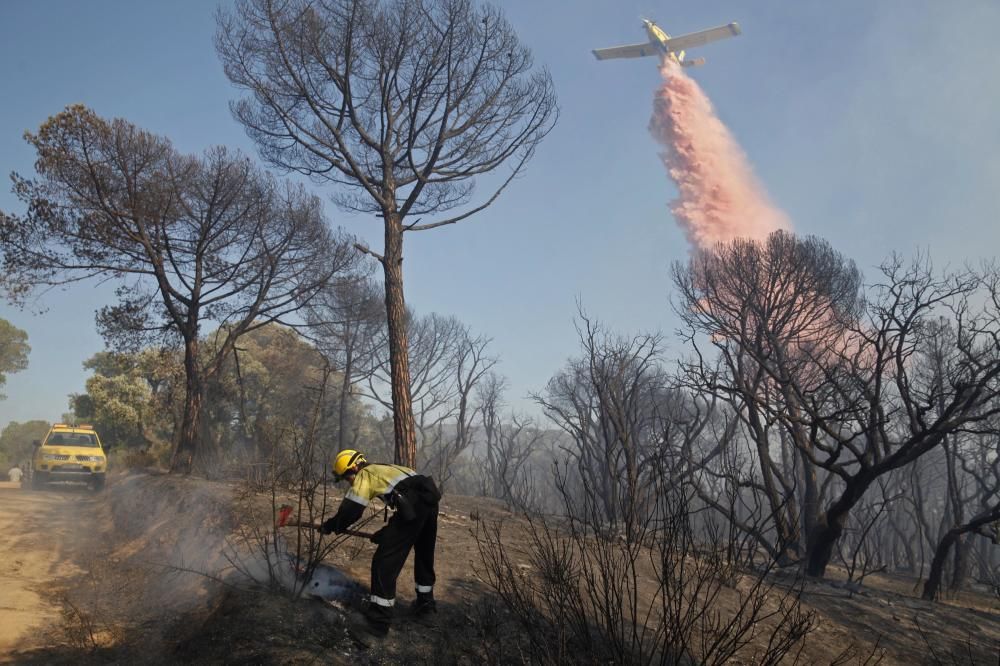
0, 482, 102, 658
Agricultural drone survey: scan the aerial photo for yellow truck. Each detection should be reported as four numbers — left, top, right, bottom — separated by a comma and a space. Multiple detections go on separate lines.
31, 424, 107, 491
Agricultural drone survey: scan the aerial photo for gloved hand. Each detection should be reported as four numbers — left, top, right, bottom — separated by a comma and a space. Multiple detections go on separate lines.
369, 527, 387, 544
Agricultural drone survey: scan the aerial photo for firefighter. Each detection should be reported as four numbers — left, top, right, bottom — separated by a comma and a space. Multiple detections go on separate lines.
320, 449, 441, 640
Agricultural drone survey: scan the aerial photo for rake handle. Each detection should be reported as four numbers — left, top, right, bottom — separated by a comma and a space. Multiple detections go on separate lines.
285, 521, 374, 540
277, 509, 374, 539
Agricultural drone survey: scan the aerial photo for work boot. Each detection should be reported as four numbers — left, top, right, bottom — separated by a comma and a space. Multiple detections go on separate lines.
409, 591, 437, 626
346, 599, 392, 646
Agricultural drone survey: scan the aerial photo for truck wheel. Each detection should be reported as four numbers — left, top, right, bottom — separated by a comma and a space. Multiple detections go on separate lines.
91, 476, 106, 492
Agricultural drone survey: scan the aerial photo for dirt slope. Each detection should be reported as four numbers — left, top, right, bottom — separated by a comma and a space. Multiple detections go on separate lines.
1, 473, 998, 664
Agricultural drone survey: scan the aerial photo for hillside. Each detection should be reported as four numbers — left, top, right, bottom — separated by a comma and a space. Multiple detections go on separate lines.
1, 473, 998, 664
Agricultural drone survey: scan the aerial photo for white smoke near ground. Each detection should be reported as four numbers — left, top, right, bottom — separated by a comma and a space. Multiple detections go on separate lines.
108, 473, 360, 606
235, 532, 360, 602
649, 58, 791, 250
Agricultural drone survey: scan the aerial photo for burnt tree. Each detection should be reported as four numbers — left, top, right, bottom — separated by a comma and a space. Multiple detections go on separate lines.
536, 310, 673, 538
673, 233, 1000, 576
673, 232, 864, 564
923, 419, 1000, 600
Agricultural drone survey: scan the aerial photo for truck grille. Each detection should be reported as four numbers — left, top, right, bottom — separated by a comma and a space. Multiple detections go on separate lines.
51, 454, 71, 460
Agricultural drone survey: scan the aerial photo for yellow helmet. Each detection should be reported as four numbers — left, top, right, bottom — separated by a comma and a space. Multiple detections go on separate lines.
332, 449, 366, 478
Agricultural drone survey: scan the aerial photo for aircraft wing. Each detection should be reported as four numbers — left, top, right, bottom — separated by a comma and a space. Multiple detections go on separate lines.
592, 41, 657, 60
661, 22, 741, 53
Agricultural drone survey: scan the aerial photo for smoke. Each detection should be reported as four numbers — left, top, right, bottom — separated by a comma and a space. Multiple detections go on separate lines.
649, 58, 790, 250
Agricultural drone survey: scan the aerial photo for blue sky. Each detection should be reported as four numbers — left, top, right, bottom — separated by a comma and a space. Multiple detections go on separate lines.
2, 1, 999, 428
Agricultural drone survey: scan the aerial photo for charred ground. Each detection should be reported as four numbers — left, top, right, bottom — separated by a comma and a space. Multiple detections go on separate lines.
1, 473, 998, 665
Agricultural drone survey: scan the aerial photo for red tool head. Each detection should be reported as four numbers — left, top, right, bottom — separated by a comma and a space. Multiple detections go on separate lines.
277, 504, 294, 527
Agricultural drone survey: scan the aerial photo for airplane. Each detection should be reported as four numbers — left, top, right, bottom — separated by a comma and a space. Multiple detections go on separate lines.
592, 18, 741, 66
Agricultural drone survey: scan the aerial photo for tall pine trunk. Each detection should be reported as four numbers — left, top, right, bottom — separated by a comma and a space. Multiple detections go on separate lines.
382, 216, 417, 467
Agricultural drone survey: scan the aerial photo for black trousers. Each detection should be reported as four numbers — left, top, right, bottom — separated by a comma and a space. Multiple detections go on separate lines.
370, 495, 438, 602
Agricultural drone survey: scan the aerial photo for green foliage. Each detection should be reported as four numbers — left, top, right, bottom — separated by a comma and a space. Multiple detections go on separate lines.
203, 323, 379, 465
70, 348, 181, 453
0, 318, 30, 399
78, 375, 149, 443
71, 324, 382, 472
0, 420, 49, 467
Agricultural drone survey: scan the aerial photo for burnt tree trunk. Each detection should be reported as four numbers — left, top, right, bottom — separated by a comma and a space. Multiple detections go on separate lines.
924, 528, 961, 600
755, 437, 799, 563
950, 535, 971, 592
171, 336, 204, 474
806, 513, 847, 577
923, 510, 1000, 600
382, 216, 417, 467
805, 474, 873, 577
800, 440, 820, 549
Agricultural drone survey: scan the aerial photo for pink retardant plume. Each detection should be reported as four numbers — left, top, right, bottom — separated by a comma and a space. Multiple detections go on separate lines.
649, 58, 790, 251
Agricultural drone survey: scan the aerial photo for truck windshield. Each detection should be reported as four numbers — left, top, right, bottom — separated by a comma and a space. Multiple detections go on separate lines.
45, 433, 99, 448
